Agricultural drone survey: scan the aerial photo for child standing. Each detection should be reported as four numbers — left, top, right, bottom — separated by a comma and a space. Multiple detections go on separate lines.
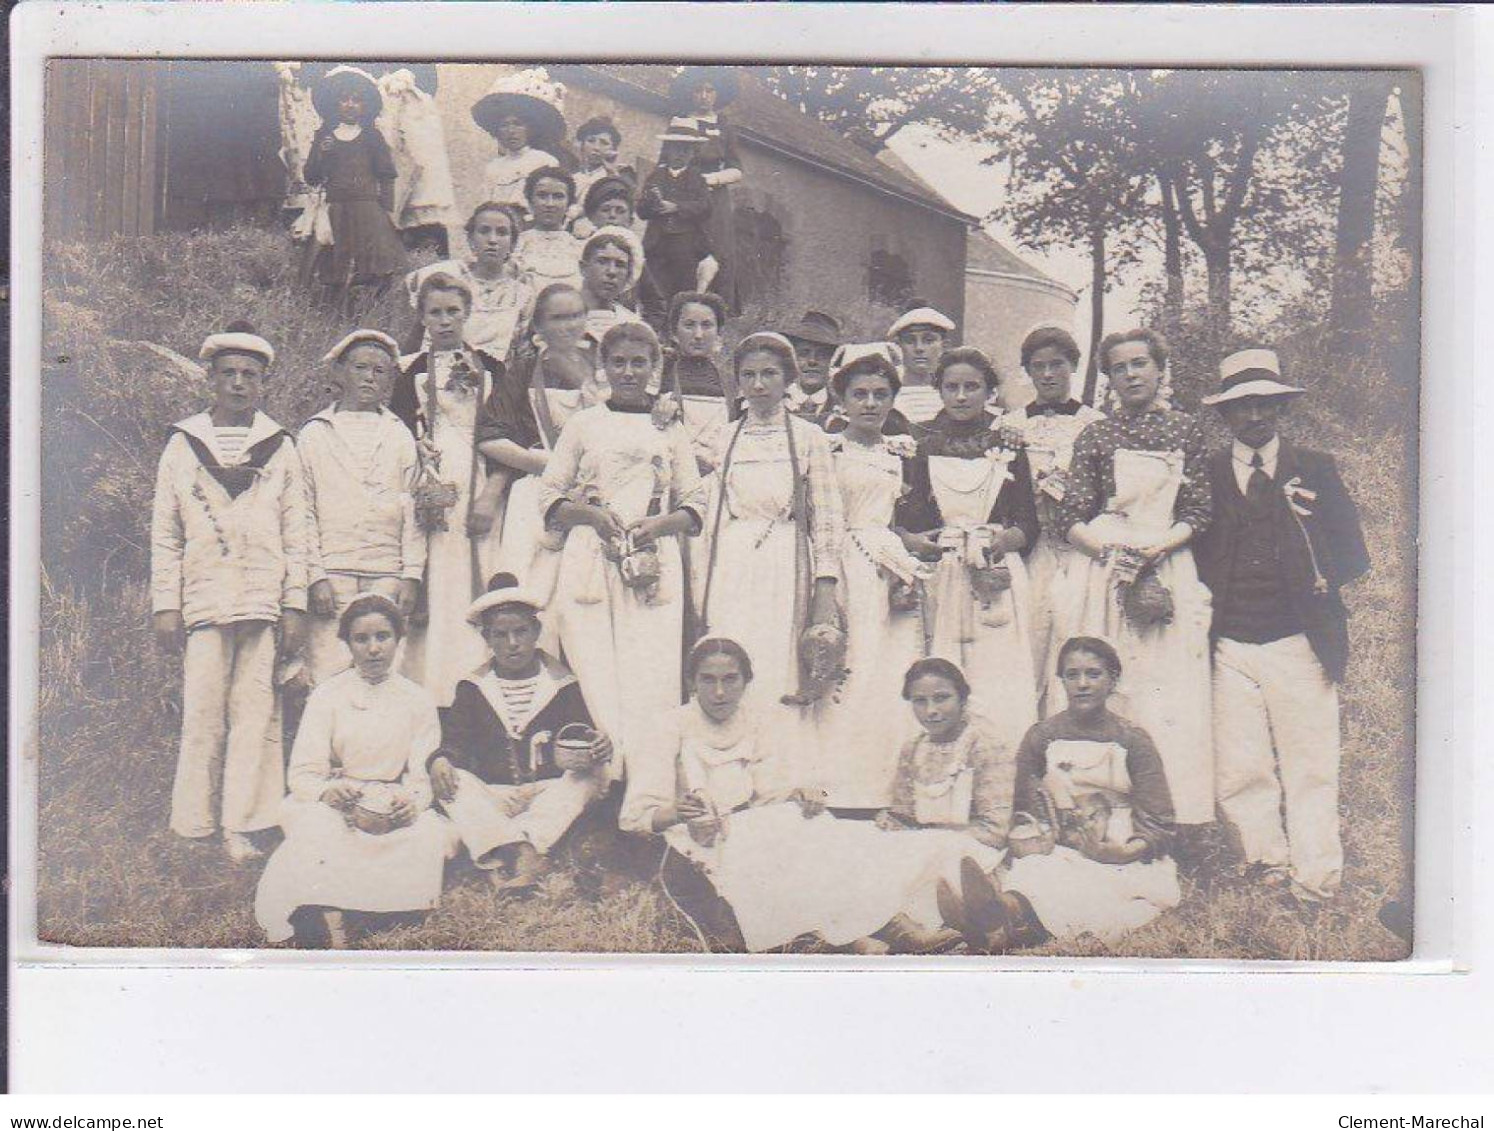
569, 115, 632, 236
150, 323, 309, 862
511, 166, 584, 292
303, 66, 407, 300
637, 120, 716, 327
299, 330, 425, 686
471, 68, 569, 210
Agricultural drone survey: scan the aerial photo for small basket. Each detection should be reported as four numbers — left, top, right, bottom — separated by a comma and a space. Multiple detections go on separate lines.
412, 474, 461, 534
888, 576, 921, 614
346, 783, 402, 836
969, 560, 1013, 607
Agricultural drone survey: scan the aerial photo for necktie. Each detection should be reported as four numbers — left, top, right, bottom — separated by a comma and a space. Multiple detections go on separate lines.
1246, 452, 1274, 510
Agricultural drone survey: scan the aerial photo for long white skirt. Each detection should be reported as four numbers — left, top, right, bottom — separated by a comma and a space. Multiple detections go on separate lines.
700, 520, 801, 705
254, 798, 459, 943
816, 546, 922, 809
1026, 529, 1076, 711
1002, 845, 1181, 945
927, 550, 1039, 760
491, 473, 563, 654
669, 802, 1002, 952
1049, 527, 1214, 823
551, 525, 687, 770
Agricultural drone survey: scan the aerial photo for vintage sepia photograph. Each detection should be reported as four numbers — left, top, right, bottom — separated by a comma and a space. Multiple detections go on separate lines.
32, 56, 1419, 961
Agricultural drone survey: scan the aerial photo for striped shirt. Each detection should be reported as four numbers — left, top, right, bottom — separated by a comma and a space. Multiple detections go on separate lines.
490, 674, 542, 739
212, 426, 252, 467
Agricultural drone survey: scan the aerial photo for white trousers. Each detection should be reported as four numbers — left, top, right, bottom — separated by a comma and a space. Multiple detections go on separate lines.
173, 621, 285, 837
441, 767, 604, 861
1213, 634, 1343, 897
305, 573, 405, 686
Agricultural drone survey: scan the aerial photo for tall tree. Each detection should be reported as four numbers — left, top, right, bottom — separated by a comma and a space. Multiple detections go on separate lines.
1331, 72, 1395, 350
983, 70, 1151, 399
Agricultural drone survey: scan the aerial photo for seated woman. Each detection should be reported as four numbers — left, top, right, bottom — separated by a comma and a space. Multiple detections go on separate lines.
620, 638, 1003, 954
938, 636, 1181, 954
254, 595, 458, 947
429, 573, 614, 895
875, 658, 1017, 850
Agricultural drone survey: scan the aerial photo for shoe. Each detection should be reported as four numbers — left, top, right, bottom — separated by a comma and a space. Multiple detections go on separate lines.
936, 877, 968, 935
1241, 862, 1291, 890
848, 936, 892, 957
879, 913, 963, 955
222, 830, 264, 863
490, 842, 549, 897
955, 857, 1012, 954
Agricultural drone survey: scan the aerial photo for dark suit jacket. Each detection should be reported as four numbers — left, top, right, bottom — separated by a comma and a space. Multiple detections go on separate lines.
1194, 440, 1370, 682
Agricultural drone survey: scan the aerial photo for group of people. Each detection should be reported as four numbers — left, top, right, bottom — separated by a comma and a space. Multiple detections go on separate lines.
150, 244, 1370, 953
287, 61, 745, 328
148, 63, 1372, 954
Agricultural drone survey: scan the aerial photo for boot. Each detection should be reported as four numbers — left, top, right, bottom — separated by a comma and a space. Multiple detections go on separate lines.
490, 842, 550, 897
954, 856, 1013, 953
877, 913, 962, 955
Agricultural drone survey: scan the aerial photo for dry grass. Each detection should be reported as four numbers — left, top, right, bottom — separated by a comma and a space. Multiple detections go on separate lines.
33, 227, 1415, 960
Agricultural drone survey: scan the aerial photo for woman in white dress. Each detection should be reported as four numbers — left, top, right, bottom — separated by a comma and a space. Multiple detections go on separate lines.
939, 636, 1181, 953
698, 332, 845, 709
537, 321, 707, 765
255, 595, 458, 947
1049, 328, 1215, 829
816, 347, 930, 811
404, 202, 534, 360
621, 638, 1004, 953
389, 272, 506, 706
894, 347, 1041, 759
1000, 325, 1107, 703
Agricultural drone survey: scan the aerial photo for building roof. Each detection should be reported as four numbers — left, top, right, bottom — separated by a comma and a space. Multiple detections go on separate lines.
551, 64, 976, 225
966, 228, 1072, 293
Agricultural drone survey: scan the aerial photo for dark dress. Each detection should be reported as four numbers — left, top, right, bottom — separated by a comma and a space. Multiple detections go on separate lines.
304, 124, 408, 285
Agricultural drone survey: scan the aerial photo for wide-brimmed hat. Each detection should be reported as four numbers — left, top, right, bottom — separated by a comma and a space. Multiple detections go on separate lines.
311, 65, 383, 125
466, 572, 546, 625
1201, 348, 1305, 406
783, 310, 843, 350
199, 323, 275, 368
669, 65, 740, 110
581, 225, 646, 288
657, 117, 710, 144
829, 342, 904, 398
471, 68, 567, 149
583, 174, 636, 217
887, 306, 956, 339
322, 329, 401, 365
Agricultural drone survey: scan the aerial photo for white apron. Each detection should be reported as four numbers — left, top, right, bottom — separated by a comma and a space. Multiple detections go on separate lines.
1048, 448, 1214, 823
817, 440, 927, 809
924, 453, 1038, 758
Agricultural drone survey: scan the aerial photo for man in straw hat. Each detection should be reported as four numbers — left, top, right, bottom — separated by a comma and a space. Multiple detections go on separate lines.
150, 323, 309, 861
429, 573, 614, 895
299, 330, 425, 687
1194, 347, 1369, 904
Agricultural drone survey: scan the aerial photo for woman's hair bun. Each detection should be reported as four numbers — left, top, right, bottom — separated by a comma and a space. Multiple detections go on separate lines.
224, 320, 258, 335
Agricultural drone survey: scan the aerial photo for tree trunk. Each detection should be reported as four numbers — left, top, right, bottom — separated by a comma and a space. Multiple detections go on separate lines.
1083, 218, 1106, 404
1205, 239, 1232, 350
1160, 173, 1185, 336
1331, 73, 1393, 351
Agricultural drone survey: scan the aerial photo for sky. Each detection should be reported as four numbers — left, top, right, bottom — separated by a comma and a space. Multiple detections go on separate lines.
884, 123, 1150, 349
